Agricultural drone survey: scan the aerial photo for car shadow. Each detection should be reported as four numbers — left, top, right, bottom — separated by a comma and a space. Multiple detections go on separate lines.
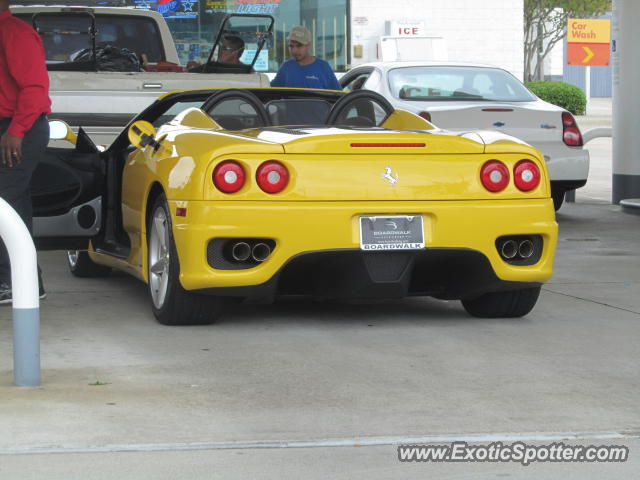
214, 295, 526, 328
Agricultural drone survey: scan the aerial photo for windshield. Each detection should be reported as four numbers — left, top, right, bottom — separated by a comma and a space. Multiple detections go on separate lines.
388, 66, 536, 102
265, 99, 331, 125
211, 15, 273, 70
151, 96, 334, 132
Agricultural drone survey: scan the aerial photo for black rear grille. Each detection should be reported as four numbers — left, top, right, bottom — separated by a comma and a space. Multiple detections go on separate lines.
362, 252, 414, 281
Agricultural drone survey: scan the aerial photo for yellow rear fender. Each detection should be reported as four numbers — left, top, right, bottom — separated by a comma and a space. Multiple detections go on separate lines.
381, 109, 435, 131
169, 107, 221, 129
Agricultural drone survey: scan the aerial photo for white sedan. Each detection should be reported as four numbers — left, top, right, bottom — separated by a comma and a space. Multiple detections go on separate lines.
340, 62, 589, 210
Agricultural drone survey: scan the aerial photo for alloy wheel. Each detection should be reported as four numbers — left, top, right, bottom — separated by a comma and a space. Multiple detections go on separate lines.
67, 250, 79, 268
148, 207, 171, 309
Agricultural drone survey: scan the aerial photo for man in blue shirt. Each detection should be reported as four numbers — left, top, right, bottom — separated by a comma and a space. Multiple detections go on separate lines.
271, 25, 341, 90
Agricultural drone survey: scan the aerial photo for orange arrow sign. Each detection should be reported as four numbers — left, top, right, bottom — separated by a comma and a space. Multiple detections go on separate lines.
567, 43, 610, 66
582, 46, 594, 63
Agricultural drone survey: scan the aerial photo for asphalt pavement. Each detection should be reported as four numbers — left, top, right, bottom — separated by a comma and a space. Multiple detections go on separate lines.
1, 98, 639, 479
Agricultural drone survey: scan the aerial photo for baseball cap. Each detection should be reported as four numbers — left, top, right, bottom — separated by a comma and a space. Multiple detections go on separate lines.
287, 26, 311, 45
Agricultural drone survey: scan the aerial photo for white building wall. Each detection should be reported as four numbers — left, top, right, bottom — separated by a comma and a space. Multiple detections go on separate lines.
546, 39, 565, 79
350, 0, 525, 79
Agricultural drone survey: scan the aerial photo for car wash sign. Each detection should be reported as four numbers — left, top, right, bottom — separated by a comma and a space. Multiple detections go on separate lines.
567, 18, 610, 66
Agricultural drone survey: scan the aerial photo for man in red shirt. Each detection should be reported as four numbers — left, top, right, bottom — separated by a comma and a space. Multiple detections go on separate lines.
0, 0, 52, 304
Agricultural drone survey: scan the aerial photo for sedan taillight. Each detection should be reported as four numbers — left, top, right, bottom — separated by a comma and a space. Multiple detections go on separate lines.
213, 160, 246, 193
513, 159, 541, 191
418, 111, 432, 122
562, 112, 583, 146
480, 160, 510, 192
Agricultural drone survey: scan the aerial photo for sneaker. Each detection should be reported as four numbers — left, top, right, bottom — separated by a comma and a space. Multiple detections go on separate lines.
0, 282, 11, 305
0, 282, 46, 305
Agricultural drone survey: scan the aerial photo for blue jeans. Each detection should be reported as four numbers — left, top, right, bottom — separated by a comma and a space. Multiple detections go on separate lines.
0, 115, 49, 285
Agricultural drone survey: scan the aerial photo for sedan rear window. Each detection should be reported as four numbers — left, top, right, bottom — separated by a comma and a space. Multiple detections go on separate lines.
388, 66, 536, 102
14, 13, 165, 64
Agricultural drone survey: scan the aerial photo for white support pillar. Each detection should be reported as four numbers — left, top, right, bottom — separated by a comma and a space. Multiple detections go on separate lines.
612, 0, 640, 203
585, 66, 591, 115
0, 197, 41, 387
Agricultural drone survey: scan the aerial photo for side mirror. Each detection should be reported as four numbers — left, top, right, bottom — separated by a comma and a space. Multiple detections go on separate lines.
49, 119, 77, 144
128, 120, 159, 150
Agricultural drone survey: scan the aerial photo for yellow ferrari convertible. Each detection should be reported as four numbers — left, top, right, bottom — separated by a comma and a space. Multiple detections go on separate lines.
33, 88, 557, 325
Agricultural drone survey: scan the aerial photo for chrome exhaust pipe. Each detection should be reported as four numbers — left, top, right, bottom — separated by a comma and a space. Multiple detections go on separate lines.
231, 242, 251, 262
518, 239, 534, 259
500, 239, 518, 259
251, 242, 271, 262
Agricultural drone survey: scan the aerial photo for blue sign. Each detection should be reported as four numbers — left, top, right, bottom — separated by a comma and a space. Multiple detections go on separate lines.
240, 49, 269, 71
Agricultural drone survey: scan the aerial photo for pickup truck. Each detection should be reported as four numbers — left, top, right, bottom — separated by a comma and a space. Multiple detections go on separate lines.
12, 6, 272, 143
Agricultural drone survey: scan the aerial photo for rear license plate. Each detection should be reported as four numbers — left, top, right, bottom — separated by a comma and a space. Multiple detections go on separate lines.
359, 215, 424, 251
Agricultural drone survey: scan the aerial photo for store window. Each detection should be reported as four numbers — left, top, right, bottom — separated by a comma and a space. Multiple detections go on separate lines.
127, 0, 349, 72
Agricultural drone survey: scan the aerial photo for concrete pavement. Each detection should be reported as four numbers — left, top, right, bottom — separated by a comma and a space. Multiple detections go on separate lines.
1, 98, 639, 479
575, 97, 613, 204
1, 439, 639, 479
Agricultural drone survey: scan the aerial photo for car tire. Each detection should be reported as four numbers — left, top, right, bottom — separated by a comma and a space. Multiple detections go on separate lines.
461, 286, 541, 318
147, 193, 224, 325
67, 250, 112, 277
551, 188, 565, 211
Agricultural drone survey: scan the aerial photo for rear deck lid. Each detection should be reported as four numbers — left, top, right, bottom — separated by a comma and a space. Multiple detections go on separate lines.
252, 127, 485, 155
424, 102, 564, 145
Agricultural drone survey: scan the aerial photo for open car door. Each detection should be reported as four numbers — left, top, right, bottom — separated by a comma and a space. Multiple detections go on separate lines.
32, 123, 105, 250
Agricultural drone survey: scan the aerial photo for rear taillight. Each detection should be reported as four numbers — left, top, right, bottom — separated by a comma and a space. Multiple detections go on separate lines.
418, 111, 431, 122
562, 112, 583, 146
513, 159, 541, 191
480, 160, 510, 192
213, 160, 246, 193
256, 161, 289, 193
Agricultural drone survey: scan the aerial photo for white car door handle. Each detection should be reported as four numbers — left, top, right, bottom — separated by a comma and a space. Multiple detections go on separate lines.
143, 83, 163, 89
